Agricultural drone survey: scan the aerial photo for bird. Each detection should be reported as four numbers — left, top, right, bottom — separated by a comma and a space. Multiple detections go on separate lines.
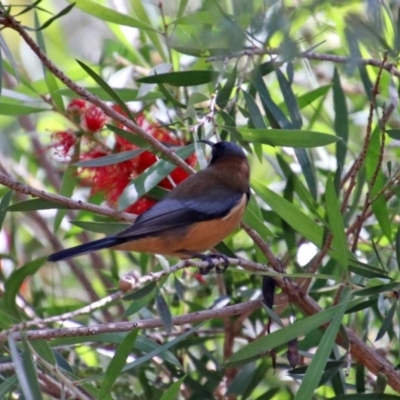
48, 141, 250, 268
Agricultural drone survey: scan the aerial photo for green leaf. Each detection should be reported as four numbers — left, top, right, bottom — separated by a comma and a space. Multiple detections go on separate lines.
252, 67, 289, 128
386, 129, 400, 140
0, 376, 18, 398
38, 3, 75, 30
0, 190, 12, 230
297, 85, 331, 109
4, 257, 46, 320
157, 82, 187, 108
130, 0, 166, 61
294, 288, 351, 400
54, 165, 77, 232
171, 10, 221, 25
52, 332, 181, 368
87, 323, 204, 383
159, 376, 186, 400
56, 87, 161, 102
325, 175, 348, 275
30, 340, 56, 366
294, 147, 317, 200
216, 70, 236, 109
226, 298, 350, 367
118, 144, 194, 210
375, 300, 397, 341
156, 292, 172, 334
332, 68, 349, 168
332, 394, 400, 400
70, 221, 129, 235
107, 124, 150, 148
242, 90, 267, 129
34, 11, 64, 112
396, 227, 400, 271
0, 102, 49, 115
252, 181, 323, 247
365, 129, 392, 241
275, 67, 302, 128
98, 330, 138, 400
239, 128, 339, 148
0, 300, 13, 329
243, 197, 274, 238
354, 282, 400, 297
76, 60, 134, 120
9, 336, 43, 400
71, 0, 156, 31
227, 363, 257, 396
120, 322, 202, 374
7, 199, 69, 212
124, 284, 157, 317
138, 71, 223, 86
74, 149, 145, 167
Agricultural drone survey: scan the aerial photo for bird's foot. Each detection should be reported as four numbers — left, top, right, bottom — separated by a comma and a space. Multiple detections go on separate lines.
198, 253, 230, 275
181, 251, 231, 275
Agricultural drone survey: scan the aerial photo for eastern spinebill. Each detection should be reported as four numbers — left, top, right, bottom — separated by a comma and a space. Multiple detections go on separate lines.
48, 141, 250, 264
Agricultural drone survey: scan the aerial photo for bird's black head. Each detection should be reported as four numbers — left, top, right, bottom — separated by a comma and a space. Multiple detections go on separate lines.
199, 140, 247, 164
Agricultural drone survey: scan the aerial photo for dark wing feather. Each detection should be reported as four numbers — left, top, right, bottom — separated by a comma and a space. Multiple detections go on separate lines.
116, 187, 243, 239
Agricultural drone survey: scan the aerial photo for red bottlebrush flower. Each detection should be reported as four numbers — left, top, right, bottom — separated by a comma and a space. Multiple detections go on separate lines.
78, 111, 197, 215
125, 197, 157, 214
82, 105, 108, 133
159, 152, 197, 189
66, 99, 87, 117
51, 130, 76, 157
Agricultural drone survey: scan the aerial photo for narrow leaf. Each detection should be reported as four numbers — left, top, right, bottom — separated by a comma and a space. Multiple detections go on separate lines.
226, 299, 350, 367
74, 149, 145, 167
118, 144, 194, 210
138, 71, 223, 86
375, 300, 397, 341
275, 68, 302, 128
71, 0, 156, 31
0, 102, 49, 115
396, 227, 400, 271
156, 292, 172, 334
0, 190, 12, 230
253, 68, 290, 128
107, 124, 150, 148
294, 288, 351, 400
98, 330, 138, 400
159, 376, 186, 400
76, 60, 134, 120
332, 68, 349, 168
4, 257, 46, 320
53, 165, 77, 231
70, 221, 129, 235
325, 175, 348, 275
239, 128, 339, 148
7, 199, 69, 212
38, 3, 75, 30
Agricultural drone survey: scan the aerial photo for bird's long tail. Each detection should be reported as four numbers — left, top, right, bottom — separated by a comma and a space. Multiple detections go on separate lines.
48, 236, 121, 262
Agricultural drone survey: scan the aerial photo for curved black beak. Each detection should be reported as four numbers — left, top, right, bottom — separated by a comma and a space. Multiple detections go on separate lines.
198, 139, 214, 148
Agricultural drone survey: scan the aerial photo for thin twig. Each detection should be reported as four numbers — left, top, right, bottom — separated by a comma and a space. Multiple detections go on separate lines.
0, 171, 135, 222
207, 47, 400, 78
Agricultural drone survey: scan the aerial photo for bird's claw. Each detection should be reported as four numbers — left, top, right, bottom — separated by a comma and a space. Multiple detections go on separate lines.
198, 253, 230, 275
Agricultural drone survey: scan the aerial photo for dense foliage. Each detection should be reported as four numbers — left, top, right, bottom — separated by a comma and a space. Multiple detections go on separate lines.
0, 0, 400, 399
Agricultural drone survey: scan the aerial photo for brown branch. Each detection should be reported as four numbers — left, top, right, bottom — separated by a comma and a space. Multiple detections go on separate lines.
207, 47, 400, 78
1, 299, 262, 342
0, 171, 135, 222
350, 56, 387, 252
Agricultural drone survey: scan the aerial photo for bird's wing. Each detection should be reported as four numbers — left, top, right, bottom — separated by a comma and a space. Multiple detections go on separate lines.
115, 187, 244, 239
